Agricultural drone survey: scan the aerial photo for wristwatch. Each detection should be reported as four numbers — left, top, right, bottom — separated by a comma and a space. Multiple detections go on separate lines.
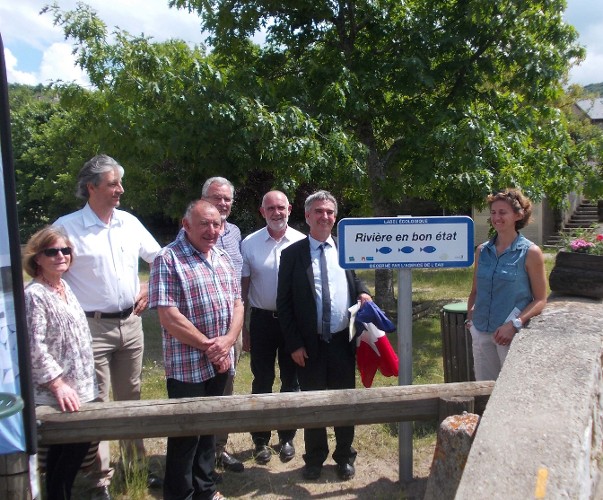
511, 317, 523, 331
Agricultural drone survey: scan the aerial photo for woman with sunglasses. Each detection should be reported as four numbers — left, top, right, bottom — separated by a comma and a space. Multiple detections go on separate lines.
23, 226, 97, 500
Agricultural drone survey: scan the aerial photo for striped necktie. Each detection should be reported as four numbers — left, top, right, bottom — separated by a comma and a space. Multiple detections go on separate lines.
320, 243, 332, 342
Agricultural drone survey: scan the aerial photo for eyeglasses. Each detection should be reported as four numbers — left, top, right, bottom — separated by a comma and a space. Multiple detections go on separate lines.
207, 195, 233, 204
42, 247, 72, 257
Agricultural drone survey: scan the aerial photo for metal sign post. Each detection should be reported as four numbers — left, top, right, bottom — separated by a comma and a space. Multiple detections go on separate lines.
337, 215, 474, 483
397, 267, 413, 482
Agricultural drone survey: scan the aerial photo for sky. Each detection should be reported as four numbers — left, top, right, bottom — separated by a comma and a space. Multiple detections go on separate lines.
1, 0, 602, 87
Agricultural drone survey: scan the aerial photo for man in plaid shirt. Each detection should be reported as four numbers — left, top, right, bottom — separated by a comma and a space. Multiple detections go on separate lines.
149, 199, 243, 500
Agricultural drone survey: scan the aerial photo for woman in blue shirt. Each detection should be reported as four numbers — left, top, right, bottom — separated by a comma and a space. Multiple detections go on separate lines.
467, 189, 547, 380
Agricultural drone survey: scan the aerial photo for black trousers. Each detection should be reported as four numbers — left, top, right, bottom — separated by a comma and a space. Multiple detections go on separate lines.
45, 441, 91, 500
163, 375, 228, 500
250, 308, 299, 445
296, 329, 357, 468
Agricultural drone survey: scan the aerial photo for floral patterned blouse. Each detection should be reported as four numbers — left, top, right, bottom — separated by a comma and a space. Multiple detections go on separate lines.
25, 280, 97, 406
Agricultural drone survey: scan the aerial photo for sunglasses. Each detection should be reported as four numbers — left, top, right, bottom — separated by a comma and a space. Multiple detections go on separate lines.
42, 247, 72, 257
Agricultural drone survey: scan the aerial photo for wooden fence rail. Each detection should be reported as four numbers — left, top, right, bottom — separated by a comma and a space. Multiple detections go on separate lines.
36, 381, 493, 445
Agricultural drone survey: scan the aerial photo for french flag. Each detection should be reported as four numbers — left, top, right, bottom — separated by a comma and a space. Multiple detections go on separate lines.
354, 302, 399, 388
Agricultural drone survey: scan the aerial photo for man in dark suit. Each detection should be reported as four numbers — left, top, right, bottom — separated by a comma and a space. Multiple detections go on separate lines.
276, 190, 372, 481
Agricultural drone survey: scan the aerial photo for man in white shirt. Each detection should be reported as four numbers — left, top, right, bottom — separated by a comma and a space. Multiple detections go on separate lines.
241, 190, 305, 464
55, 154, 161, 499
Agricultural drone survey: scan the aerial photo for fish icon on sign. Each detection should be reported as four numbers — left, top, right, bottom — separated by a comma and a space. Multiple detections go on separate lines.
421, 246, 436, 253
399, 246, 414, 254
376, 247, 392, 254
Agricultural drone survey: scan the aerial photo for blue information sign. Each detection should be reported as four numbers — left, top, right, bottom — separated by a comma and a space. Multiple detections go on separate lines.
337, 216, 474, 269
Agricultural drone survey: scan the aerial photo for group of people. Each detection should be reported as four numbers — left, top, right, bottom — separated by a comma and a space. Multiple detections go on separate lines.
24, 154, 371, 500
24, 152, 547, 500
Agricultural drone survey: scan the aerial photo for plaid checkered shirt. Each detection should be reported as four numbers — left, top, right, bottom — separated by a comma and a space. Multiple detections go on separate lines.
149, 229, 241, 382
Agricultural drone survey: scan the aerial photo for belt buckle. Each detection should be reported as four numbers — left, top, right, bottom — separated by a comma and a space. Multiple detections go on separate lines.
272, 311, 278, 319
94, 311, 102, 320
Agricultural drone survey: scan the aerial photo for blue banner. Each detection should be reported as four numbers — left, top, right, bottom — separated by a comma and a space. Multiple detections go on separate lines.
0, 32, 35, 455
0, 132, 25, 454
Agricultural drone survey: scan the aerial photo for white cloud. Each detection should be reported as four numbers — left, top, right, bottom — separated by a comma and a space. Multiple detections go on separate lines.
1, 0, 207, 85
570, 51, 603, 87
3, 48, 37, 85
38, 43, 89, 86
564, 1, 603, 85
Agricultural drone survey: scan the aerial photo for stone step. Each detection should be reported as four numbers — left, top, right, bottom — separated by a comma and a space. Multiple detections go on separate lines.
544, 200, 601, 247
564, 224, 597, 229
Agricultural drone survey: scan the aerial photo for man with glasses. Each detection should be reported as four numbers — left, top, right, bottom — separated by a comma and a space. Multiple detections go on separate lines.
201, 177, 245, 473
55, 154, 162, 499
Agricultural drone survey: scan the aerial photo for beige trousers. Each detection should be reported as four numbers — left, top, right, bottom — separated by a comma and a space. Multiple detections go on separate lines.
86, 313, 146, 486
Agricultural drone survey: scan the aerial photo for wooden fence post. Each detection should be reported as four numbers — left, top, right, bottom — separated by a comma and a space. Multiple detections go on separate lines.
0, 452, 31, 499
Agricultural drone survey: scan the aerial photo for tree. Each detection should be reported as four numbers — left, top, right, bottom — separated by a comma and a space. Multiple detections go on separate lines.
32, 3, 364, 237
8, 83, 71, 238
170, 0, 595, 306
34, 1, 603, 305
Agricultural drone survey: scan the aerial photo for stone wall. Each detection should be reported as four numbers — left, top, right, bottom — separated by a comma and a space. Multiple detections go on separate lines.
455, 295, 603, 499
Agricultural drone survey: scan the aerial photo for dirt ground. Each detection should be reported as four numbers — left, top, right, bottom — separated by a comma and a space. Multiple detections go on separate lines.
136, 429, 433, 500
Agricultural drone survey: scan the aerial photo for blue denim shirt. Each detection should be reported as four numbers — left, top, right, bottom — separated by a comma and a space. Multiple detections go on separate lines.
472, 233, 534, 333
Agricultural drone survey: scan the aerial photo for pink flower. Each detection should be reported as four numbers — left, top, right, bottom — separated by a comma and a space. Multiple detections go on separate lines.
570, 239, 594, 252
563, 228, 603, 255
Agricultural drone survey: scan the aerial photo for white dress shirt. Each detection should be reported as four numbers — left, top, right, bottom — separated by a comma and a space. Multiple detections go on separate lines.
55, 203, 161, 312
308, 235, 350, 334
241, 225, 305, 311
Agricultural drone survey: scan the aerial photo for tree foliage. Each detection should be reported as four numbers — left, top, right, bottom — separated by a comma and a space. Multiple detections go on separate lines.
168, 0, 599, 305
23, 2, 367, 236
584, 82, 603, 97
10, 1, 603, 303
8, 83, 70, 238
171, 0, 594, 210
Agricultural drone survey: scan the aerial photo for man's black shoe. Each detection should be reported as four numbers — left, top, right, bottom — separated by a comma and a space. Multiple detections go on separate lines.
217, 451, 244, 472
302, 465, 322, 480
147, 471, 164, 489
278, 440, 295, 462
253, 444, 272, 465
336, 463, 355, 480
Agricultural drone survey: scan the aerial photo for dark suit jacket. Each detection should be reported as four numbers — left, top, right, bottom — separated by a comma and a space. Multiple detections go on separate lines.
277, 237, 370, 358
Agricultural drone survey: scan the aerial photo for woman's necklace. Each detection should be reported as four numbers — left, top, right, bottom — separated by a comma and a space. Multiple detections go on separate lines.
40, 275, 65, 295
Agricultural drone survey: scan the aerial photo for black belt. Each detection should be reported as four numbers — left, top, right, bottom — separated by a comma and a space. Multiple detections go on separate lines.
85, 306, 133, 320
251, 307, 278, 319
